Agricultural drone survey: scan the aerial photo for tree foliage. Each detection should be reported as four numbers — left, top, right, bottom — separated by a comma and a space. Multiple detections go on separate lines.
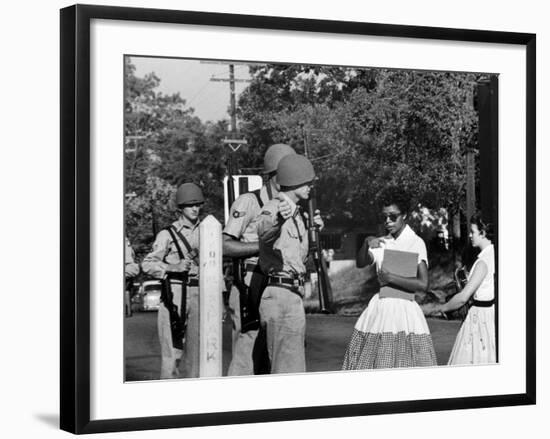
125, 58, 488, 260
237, 64, 485, 233
124, 58, 226, 258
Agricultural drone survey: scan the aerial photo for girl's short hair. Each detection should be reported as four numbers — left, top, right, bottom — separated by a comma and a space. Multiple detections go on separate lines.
377, 186, 411, 215
470, 214, 495, 241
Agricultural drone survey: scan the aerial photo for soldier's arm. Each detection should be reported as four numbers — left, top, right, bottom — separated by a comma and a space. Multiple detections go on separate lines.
222, 194, 260, 258
222, 234, 259, 258
141, 231, 183, 279
125, 262, 140, 278
124, 239, 140, 278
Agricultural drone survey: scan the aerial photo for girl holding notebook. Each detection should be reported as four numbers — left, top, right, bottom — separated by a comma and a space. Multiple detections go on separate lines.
342, 187, 437, 369
434, 216, 496, 365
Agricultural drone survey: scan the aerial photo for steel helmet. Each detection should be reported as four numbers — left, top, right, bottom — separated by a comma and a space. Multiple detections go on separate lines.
276, 154, 315, 187
263, 143, 296, 174
175, 183, 204, 206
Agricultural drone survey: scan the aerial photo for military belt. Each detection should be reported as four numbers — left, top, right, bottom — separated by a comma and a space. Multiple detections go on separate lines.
267, 275, 305, 298
169, 275, 199, 287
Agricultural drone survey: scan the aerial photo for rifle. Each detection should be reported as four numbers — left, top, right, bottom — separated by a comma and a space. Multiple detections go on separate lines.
162, 226, 198, 349
302, 126, 333, 313
161, 272, 187, 350
226, 152, 261, 332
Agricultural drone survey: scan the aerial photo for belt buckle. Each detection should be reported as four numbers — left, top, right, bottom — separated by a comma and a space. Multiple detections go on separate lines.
293, 278, 300, 288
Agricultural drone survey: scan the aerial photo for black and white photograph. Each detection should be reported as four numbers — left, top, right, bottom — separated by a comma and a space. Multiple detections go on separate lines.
123, 56, 499, 381
3, 0, 547, 437
54, 2, 538, 434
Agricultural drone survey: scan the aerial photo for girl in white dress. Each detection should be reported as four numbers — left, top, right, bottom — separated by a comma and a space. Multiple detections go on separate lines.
342, 189, 437, 369
436, 216, 496, 365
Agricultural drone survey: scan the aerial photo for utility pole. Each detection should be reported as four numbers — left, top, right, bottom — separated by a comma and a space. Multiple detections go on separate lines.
209, 63, 251, 205
466, 148, 476, 222
229, 64, 237, 133
465, 86, 476, 223
209, 63, 251, 135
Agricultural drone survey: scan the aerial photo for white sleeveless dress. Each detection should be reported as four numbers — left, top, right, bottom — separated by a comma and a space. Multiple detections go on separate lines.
447, 245, 496, 365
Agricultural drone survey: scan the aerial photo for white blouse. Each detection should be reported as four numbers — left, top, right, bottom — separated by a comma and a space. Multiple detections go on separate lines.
470, 244, 495, 301
369, 224, 428, 271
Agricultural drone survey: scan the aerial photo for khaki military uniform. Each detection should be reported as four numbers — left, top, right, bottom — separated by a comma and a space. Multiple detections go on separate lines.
223, 186, 272, 376
125, 236, 139, 278
254, 199, 309, 374
124, 237, 139, 317
142, 217, 200, 379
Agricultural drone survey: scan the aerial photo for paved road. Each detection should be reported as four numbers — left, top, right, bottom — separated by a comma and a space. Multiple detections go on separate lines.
125, 312, 461, 381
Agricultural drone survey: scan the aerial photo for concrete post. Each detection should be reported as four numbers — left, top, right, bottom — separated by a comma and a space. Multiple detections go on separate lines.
199, 215, 223, 377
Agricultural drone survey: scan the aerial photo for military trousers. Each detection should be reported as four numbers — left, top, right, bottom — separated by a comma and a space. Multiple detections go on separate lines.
259, 286, 306, 374
157, 284, 199, 379
227, 270, 271, 376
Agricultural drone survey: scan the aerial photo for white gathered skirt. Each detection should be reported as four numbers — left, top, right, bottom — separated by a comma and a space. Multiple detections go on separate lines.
342, 294, 437, 369
448, 305, 496, 365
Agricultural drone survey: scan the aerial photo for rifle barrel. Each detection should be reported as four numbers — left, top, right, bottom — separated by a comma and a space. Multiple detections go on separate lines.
302, 126, 332, 313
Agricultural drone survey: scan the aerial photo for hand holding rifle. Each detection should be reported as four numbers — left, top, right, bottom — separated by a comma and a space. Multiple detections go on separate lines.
304, 209, 324, 231
166, 258, 192, 273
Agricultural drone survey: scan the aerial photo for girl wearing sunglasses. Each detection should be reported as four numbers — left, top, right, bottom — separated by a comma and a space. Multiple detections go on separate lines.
342, 187, 437, 370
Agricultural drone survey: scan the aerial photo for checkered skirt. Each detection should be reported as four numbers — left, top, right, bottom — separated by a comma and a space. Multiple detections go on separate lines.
342, 294, 437, 369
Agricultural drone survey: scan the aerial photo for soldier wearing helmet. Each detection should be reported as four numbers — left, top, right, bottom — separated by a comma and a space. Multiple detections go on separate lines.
253, 154, 324, 373
142, 182, 204, 379
223, 143, 295, 376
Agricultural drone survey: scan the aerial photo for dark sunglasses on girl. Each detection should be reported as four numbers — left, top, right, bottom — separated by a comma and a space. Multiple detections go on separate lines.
381, 212, 401, 222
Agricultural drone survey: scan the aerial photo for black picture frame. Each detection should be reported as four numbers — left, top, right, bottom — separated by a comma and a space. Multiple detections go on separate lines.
60, 4, 536, 434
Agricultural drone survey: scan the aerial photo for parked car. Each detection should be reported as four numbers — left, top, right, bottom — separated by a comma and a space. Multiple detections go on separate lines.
132, 279, 162, 311
125, 281, 141, 317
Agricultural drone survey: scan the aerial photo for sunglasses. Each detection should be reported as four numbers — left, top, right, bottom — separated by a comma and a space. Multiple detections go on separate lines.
381, 212, 402, 222
180, 203, 204, 208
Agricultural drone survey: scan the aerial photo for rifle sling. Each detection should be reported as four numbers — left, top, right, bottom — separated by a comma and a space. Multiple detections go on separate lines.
164, 226, 191, 343
251, 188, 264, 208
167, 225, 194, 257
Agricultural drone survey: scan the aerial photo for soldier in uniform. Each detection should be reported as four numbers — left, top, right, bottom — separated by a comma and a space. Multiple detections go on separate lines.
224, 143, 295, 376
124, 236, 140, 317
142, 183, 204, 379
254, 154, 324, 374
125, 236, 140, 278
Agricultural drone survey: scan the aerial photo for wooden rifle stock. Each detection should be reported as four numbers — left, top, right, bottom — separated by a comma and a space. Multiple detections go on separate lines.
306, 195, 333, 313
161, 272, 187, 350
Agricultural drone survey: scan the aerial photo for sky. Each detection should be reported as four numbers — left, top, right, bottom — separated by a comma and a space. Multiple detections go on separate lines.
130, 56, 252, 123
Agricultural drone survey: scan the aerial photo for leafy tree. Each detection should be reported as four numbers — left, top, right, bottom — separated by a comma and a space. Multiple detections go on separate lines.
237, 65, 484, 240
124, 58, 226, 258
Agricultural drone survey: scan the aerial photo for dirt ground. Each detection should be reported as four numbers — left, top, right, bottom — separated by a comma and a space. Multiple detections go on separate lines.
125, 312, 461, 381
